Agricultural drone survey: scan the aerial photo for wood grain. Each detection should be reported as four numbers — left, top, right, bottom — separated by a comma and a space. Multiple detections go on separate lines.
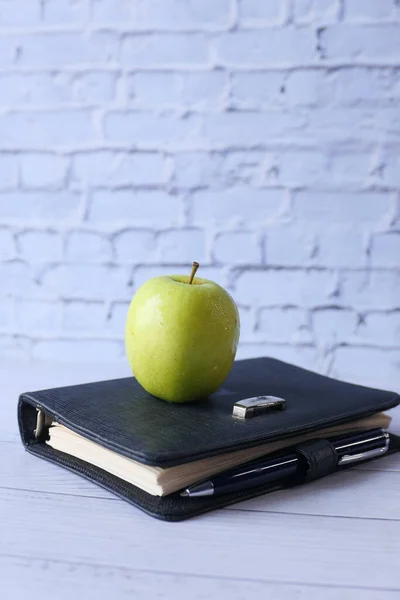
3, 556, 400, 600
1, 489, 400, 589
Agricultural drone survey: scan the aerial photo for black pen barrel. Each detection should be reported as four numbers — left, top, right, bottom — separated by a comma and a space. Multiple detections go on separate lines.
211, 453, 298, 496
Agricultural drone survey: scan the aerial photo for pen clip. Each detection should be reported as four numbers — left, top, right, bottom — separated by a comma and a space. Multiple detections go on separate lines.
338, 432, 390, 465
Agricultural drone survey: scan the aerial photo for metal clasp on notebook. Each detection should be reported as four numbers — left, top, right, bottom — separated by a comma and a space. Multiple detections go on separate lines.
232, 396, 286, 419
34, 410, 52, 440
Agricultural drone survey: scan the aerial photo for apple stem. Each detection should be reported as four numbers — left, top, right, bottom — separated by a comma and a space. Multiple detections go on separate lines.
189, 261, 199, 284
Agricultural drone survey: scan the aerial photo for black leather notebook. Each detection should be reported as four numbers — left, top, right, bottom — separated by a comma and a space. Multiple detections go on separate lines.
18, 357, 400, 521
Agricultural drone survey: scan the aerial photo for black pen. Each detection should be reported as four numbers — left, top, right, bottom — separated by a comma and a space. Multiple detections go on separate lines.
180, 428, 390, 498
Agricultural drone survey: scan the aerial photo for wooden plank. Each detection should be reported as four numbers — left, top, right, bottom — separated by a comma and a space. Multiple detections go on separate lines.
1, 555, 399, 600
1, 489, 400, 590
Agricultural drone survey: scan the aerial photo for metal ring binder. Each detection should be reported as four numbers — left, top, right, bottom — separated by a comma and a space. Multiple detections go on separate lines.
34, 410, 52, 440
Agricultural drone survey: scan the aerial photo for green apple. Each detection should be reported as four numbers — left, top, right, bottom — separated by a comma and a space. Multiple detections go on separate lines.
125, 262, 240, 403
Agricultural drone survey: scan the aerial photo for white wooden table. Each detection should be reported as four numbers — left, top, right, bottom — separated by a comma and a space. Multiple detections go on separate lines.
1, 360, 400, 600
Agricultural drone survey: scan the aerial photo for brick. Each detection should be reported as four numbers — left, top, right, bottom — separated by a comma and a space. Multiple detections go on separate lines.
173, 152, 221, 188
0, 72, 116, 106
157, 229, 206, 263
0, 261, 31, 295
0, 73, 70, 106
214, 231, 261, 264
0, 0, 40, 25
17, 32, 118, 67
231, 72, 287, 108
104, 111, 202, 147
203, 112, 306, 146
18, 230, 63, 262
0, 298, 14, 329
134, 265, 225, 290
293, 0, 341, 24
324, 68, 399, 106
63, 300, 106, 331
181, 71, 228, 108
65, 231, 112, 263
285, 70, 320, 105
91, 0, 131, 21
370, 233, 400, 267
355, 312, 400, 346
340, 271, 400, 310
344, 0, 400, 22
235, 269, 335, 306
257, 308, 311, 343
304, 106, 399, 143
236, 343, 321, 371
218, 151, 267, 185
0, 154, 18, 190
113, 229, 156, 263
88, 191, 180, 226
237, 305, 254, 341
14, 299, 62, 332
319, 25, 400, 61
0, 192, 81, 221
315, 228, 367, 268
0, 335, 31, 360
195, 266, 226, 284
332, 347, 400, 383
268, 223, 366, 271
312, 308, 356, 346
20, 154, 69, 189
129, 0, 232, 30
0, 35, 18, 68
42, 0, 90, 23
384, 153, 400, 186
268, 149, 328, 187
72, 151, 166, 186
106, 302, 130, 335
174, 150, 267, 188
32, 339, 124, 362
130, 71, 227, 110
0, 111, 94, 146
0, 228, 16, 260
266, 226, 317, 266
238, 0, 287, 26
215, 30, 315, 66
72, 72, 118, 104
191, 188, 283, 225
292, 192, 392, 225
95, 0, 232, 28
232, 69, 319, 108
121, 34, 209, 67
128, 72, 181, 108
41, 265, 130, 299
328, 151, 372, 187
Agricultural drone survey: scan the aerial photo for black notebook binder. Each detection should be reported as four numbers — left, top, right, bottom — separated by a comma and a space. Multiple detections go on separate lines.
18, 357, 400, 521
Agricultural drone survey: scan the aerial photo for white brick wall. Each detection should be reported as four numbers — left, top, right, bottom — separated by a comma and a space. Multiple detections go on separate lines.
0, 0, 399, 388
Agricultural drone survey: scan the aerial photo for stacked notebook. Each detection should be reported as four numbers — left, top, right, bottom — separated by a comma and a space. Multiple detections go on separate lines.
18, 357, 400, 521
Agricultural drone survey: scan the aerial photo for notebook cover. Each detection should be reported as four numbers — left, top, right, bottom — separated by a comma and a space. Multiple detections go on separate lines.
18, 357, 400, 520
18, 357, 399, 468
